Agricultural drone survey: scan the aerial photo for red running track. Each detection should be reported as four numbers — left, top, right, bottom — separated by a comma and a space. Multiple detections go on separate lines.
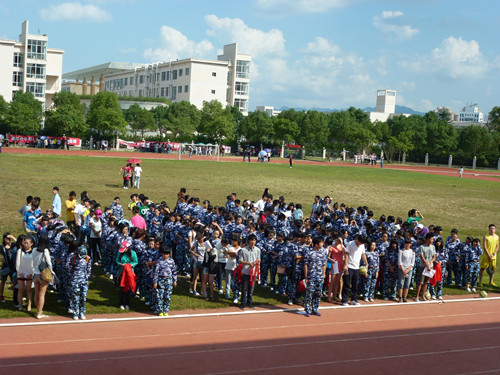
3, 147, 499, 182
1, 299, 500, 375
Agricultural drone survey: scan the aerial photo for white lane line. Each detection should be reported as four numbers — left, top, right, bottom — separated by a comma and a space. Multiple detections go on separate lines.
459, 370, 500, 375
1, 296, 499, 328
1, 328, 499, 368
0, 311, 495, 347
201, 346, 500, 375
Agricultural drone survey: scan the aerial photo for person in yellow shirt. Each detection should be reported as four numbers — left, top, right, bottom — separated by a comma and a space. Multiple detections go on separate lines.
65, 191, 77, 230
479, 224, 499, 287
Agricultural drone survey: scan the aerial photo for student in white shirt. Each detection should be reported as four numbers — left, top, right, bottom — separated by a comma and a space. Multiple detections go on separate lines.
133, 163, 142, 189
342, 234, 368, 306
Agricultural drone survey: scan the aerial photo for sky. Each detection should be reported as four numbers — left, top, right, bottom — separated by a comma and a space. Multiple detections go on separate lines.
1, 0, 499, 115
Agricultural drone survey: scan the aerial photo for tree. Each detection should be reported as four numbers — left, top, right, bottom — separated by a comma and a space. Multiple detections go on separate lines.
272, 117, 299, 144
198, 100, 235, 144
124, 103, 156, 138
6, 91, 43, 136
239, 110, 273, 145
86, 91, 127, 138
0, 95, 8, 134
297, 110, 329, 147
151, 105, 169, 139
163, 101, 200, 141
44, 91, 87, 137
385, 130, 415, 162
487, 106, 500, 133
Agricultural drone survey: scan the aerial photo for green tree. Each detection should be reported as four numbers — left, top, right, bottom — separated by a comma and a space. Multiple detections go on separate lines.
44, 91, 87, 137
272, 117, 299, 144
163, 101, 200, 141
151, 105, 169, 139
297, 110, 329, 147
6, 91, 43, 136
124, 103, 156, 138
198, 100, 235, 144
239, 110, 273, 145
487, 106, 500, 133
0, 95, 8, 133
457, 125, 493, 158
385, 130, 415, 162
86, 91, 127, 138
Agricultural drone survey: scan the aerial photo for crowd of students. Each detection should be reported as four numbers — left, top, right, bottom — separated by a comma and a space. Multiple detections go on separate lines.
0, 187, 498, 320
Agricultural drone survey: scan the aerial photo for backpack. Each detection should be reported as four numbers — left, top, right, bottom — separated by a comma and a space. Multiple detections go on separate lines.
122, 168, 128, 178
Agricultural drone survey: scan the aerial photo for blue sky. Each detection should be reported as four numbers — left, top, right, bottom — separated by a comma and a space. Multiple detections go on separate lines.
1, 0, 499, 115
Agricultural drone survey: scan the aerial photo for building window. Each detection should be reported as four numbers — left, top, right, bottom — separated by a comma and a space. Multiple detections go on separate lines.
234, 98, 248, 111
211, 90, 216, 94
161, 71, 166, 81
173, 70, 177, 80
185, 67, 190, 75
179, 69, 183, 77
26, 63, 46, 79
129, 90, 133, 96
161, 87, 165, 97
166, 71, 170, 81
178, 86, 182, 93
156, 73, 159, 82
172, 87, 176, 100
124, 78, 128, 86
184, 85, 189, 93
27, 39, 47, 60
139, 75, 144, 84
13, 52, 23, 67
139, 89, 143, 96
13, 71, 23, 87
235, 82, 249, 96
236, 60, 250, 79
166, 87, 169, 97
26, 82, 45, 97
212, 72, 217, 77
130, 77, 134, 85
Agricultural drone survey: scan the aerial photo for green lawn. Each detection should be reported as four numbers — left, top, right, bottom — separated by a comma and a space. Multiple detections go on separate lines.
0, 153, 499, 318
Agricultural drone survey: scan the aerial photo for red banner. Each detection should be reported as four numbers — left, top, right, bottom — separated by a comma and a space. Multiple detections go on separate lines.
8, 135, 81, 147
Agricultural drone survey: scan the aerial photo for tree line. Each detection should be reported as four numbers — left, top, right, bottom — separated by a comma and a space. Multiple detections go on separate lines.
0, 91, 499, 166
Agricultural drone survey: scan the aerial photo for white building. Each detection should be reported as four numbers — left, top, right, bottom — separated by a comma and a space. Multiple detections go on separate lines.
0, 20, 64, 109
459, 104, 484, 123
100, 43, 251, 114
256, 106, 281, 117
368, 89, 410, 123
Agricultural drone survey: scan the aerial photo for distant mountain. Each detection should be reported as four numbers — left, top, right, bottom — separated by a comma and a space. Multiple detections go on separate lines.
276, 105, 425, 115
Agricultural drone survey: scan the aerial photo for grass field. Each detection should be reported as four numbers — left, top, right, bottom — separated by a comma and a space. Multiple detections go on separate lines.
0, 153, 499, 318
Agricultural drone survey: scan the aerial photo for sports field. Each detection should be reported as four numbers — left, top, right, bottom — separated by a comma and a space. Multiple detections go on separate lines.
0, 151, 499, 318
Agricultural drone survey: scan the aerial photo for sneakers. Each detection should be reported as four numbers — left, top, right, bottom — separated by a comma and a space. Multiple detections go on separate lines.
467, 287, 472, 292
269, 287, 274, 291
287, 300, 293, 305
159, 313, 169, 317
225, 293, 230, 299
233, 298, 239, 304
472, 288, 476, 292
364, 298, 369, 302
414, 297, 420, 302
275, 290, 279, 294
350, 301, 360, 306
0, 296, 5, 303
490, 282, 498, 287
368, 298, 374, 302
313, 311, 322, 316
125, 305, 130, 310
239, 305, 245, 310
342, 302, 348, 306
109, 274, 113, 280
189, 289, 194, 294
438, 296, 443, 300
120, 305, 125, 310
383, 297, 389, 301
403, 298, 408, 303
193, 291, 200, 296
304, 312, 310, 317
246, 304, 256, 309
36, 314, 49, 319
431, 296, 437, 300
67, 308, 74, 314
80, 315, 86, 320
73, 315, 79, 320
219, 289, 223, 295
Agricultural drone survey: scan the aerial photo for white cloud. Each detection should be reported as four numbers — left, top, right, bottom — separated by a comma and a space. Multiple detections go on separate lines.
254, 0, 359, 15
373, 10, 419, 41
402, 36, 489, 79
39, 2, 111, 22
143, 26, 213, 62
205, 15, 286, 59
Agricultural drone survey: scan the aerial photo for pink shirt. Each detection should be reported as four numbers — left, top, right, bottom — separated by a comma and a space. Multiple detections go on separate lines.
130, 215, 146, 230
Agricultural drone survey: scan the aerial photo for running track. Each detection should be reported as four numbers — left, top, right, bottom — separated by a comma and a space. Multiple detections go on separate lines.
1, 298, 500, 374
3, 147, 500, 182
